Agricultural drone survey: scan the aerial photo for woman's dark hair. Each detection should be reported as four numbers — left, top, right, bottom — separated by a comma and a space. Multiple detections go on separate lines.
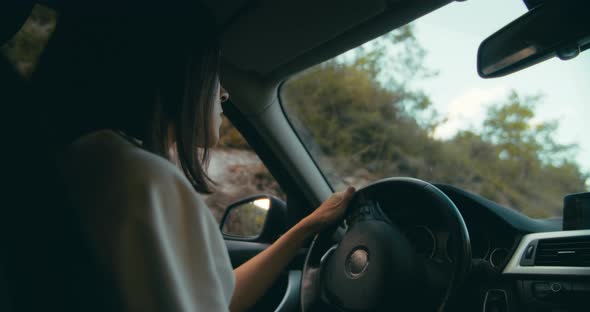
36, 1, 219, 193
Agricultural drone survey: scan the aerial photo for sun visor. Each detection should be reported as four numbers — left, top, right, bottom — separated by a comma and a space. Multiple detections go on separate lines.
220, 0, 453, 80
220, 0, 387, 75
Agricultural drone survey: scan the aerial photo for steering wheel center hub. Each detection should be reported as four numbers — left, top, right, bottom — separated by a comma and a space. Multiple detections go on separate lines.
345, 247, 370, 278
322, 219, 420, 310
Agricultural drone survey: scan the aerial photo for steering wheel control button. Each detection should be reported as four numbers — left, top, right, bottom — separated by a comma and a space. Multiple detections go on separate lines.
532, 282, 551, 299
551, 282, 562, 293
345, 247, 369, 279
531, 281, 572, 301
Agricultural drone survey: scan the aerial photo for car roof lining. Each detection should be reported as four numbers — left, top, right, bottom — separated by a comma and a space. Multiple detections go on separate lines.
219, 0, 454, 81
19, 0, 455, 116
31, 0, 455, 81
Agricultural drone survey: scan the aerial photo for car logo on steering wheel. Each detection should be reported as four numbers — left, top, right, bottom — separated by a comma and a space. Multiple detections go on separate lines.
345, 247, 369, 279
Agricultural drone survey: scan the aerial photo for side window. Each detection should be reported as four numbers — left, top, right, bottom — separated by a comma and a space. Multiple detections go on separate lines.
204, 116, 285, 223
1, 5, 57, 79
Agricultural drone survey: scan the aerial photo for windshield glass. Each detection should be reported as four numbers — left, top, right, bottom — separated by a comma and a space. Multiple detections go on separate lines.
280, 0, 589, 218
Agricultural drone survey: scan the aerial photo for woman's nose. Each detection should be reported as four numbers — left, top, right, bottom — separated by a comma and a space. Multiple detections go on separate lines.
220, 85, 230, 103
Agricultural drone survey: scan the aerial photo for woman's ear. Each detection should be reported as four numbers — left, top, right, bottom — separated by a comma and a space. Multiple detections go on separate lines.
219, 59, 278, 113
220, 85, 230, 103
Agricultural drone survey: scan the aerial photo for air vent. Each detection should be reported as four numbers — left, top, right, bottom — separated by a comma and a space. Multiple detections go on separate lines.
535, 235, 590, 266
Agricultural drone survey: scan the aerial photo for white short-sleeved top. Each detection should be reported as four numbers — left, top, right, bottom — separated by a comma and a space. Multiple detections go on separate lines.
61, 130, 235, 311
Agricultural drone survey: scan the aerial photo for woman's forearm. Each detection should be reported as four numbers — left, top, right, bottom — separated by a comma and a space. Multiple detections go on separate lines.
229, 187, 355, 312
230, 217, 314, 312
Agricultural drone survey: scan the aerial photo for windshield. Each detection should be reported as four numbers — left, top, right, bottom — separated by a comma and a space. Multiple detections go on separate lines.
280, 0, 589, 218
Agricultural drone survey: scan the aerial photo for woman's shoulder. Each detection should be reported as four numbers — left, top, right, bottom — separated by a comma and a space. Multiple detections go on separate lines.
63, 130, 199, 202
66, 130, 178, 178
61, 131, 234, 307
62, 129, 213, 221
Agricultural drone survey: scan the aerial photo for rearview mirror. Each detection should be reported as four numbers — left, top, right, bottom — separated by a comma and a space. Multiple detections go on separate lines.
477, 0, 590, 78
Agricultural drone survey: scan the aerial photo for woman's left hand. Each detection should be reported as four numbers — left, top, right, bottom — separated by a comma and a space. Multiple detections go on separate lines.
302, 186, 356, 233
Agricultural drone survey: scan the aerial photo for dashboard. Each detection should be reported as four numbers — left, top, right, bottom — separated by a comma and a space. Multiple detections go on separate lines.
437, 184, 588, 312
398, 204, 518, 268
368, 182, 588, 312
371, 183, 528, 269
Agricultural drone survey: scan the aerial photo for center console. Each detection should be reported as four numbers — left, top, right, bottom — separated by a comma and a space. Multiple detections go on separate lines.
503, 230, 590, 311
500, 191, 590, 312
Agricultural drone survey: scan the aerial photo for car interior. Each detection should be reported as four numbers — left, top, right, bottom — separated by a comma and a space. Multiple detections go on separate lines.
1, 0, 589, 311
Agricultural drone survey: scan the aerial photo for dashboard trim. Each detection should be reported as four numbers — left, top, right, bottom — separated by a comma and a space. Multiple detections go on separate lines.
503, 230, 590, 276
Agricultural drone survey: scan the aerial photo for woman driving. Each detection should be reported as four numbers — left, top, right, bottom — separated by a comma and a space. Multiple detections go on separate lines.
41, 1, 355, 311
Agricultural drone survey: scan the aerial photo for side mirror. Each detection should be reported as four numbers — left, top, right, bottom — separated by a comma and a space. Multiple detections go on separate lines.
220, 195, 287, 242
477, 0, 590, 78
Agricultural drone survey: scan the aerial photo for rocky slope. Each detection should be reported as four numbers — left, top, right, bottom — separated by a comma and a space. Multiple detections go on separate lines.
203, 148, 284, 223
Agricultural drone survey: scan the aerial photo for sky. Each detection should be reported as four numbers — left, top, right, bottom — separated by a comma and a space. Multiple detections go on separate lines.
409, 0, 590, 175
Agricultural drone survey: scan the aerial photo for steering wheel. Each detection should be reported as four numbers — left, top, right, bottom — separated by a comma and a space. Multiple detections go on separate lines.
301, 178, 471, 311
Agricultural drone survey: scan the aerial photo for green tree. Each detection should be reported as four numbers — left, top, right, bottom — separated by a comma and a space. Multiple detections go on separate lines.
282, 37, 588, 217
282, 25, 440, 180
338, 24, 443, 132
482, 90, 578, 179
444, 91, 587, 216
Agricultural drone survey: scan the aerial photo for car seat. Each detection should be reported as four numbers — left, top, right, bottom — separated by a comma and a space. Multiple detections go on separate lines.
1, 3, 122, 311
